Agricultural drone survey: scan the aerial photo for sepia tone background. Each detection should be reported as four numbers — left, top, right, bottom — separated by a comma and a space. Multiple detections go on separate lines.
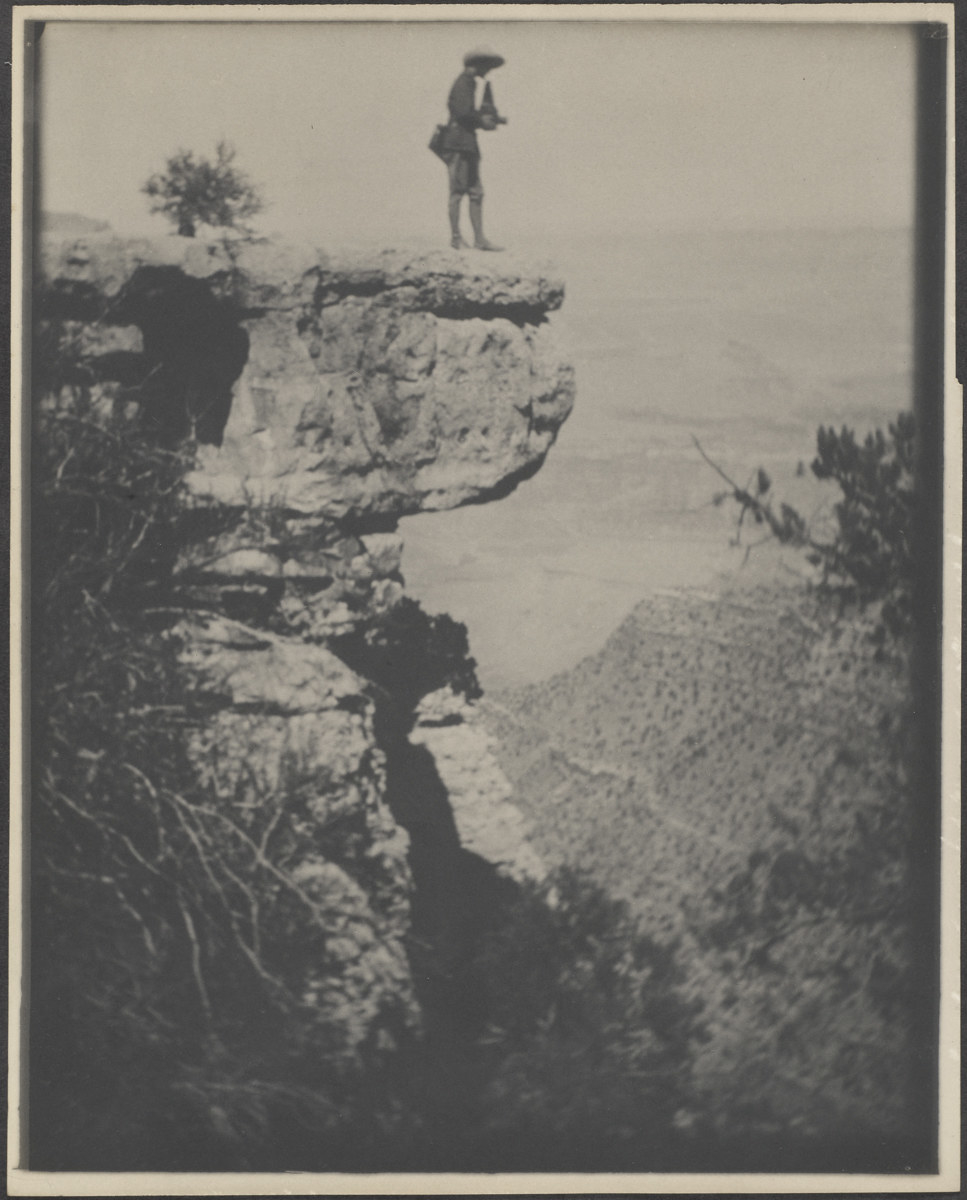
37, 17, 920, 687
15, 5, 956, 1191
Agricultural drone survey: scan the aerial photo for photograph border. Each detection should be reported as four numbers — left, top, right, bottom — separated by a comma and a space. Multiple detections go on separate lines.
9, 4, 961, 1195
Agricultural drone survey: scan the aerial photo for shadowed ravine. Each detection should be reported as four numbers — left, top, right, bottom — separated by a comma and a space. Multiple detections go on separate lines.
30, 228, 933, 1173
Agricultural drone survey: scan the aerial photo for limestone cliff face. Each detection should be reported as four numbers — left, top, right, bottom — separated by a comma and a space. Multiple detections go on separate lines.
40, 235, 572, 517
411, 687, 546, 884
38, 231, 572, 1069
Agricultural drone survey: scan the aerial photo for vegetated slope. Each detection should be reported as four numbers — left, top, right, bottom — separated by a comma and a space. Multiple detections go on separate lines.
30, 233, 579, 1171
480, 576, 929, 1163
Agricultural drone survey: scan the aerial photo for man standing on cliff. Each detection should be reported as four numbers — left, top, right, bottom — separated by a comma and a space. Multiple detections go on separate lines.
441, 48, 506, 251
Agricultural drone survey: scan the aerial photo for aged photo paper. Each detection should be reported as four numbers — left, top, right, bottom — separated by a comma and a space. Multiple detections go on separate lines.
9, 3, 960, 1194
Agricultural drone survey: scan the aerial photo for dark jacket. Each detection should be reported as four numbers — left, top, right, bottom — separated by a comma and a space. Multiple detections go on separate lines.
443, 69, 483, 156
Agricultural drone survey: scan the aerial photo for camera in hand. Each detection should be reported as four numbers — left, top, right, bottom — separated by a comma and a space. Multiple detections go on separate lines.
479, 81, 508, 131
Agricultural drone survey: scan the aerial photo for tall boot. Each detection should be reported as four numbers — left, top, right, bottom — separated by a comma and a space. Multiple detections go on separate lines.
469, 198, 503, 252
449, 196, 468, 249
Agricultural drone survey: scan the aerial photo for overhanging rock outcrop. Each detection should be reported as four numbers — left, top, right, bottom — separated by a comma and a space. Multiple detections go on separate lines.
37, 230, 573, 1079
40, 233, 574, 642
40, 234, 575, 519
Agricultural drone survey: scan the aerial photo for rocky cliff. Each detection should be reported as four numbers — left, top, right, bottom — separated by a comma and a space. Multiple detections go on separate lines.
34, 232, 574, 1156
40, 233, 573, 631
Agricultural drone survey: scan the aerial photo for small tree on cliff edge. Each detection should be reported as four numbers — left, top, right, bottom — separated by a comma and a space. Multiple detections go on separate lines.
142, 141, 264, 238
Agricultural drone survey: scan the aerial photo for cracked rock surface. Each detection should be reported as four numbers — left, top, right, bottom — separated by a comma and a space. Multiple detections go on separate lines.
37, 229, 571, 1078
40, 233, 575, 519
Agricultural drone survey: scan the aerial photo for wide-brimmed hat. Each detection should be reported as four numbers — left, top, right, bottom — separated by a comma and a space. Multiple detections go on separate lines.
464, 47, 505, 69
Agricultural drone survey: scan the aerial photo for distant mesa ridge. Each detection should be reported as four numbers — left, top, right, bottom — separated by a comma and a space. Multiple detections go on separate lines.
41, 210, 113, 235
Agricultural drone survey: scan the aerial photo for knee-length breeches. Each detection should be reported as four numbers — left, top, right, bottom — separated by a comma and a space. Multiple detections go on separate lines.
446, 152, 484, 201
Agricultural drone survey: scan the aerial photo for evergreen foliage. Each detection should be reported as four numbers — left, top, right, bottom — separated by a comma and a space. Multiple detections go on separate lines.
30, 322, 412, 1169
333, 596, 483, 712
32, 315, 699, 1170
806, 415, 916, 636
392, 867, 706, 1171
142, 141, 264, 238
699, 413, 918, 638
485, 574, 928, 1163
30, 288, 930, 1170
468, 868, 703, 1163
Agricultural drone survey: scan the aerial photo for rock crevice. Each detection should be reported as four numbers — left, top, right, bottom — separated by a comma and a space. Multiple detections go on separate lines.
38, 230, 573, 1072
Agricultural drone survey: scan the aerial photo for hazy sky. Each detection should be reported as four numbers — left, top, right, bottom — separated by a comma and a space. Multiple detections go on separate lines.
35, 14, 917, 245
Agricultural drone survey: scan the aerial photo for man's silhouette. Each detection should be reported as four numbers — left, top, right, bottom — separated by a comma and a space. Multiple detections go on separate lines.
440, 48, 507, 251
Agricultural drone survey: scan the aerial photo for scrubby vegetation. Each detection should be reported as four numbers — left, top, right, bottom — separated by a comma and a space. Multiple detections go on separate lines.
332, 597, 483, 714
378, 866, 708, 1173
30, 170, 937, 1169
34, 386, 933, 1170
29, 304, 711, 1172
142, 141, 264, 238
467, 868, 703, 1167
488, 589, 931, 1166
32, 284, 936, 1172
696, 413, 918, 639
31, 335, 425, 1169
485, 416, 935, 1170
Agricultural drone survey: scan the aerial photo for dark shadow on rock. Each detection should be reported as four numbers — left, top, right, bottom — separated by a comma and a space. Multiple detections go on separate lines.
367, 689, 521, 1150
113, 266, 248, 447
373, 698, 517, 1027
